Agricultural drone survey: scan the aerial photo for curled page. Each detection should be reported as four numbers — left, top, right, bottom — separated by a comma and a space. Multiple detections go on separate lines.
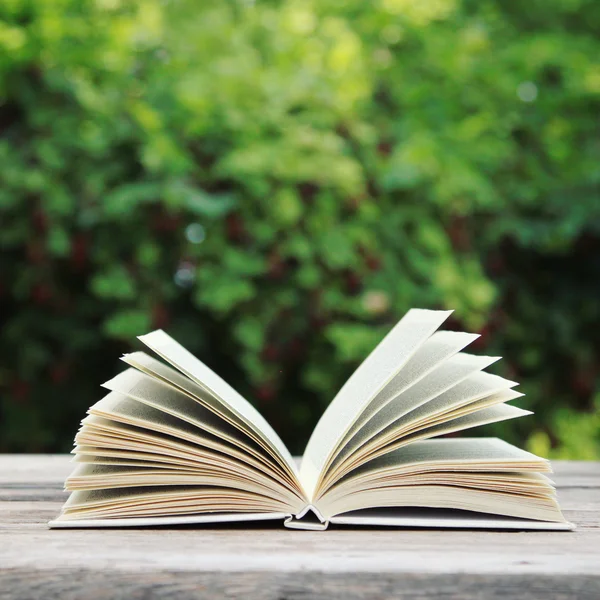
300, 309, 451, 499
138, 330, 300, 486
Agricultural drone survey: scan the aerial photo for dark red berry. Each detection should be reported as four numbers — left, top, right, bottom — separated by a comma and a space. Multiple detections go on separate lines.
262, 344, 280, 362
152, 303, 170, 329
11, 380, 30, 404
255, 384, 276, 403
344, 271, 362, 294
225, 213, 245, 243
31, 283, 52, 305
377, 141, 393, 156
70, 234, 88, 270
50, 361, 70, 384
26, 241, 46, 265
32, 208, 48, 233
365, 254, 382, 272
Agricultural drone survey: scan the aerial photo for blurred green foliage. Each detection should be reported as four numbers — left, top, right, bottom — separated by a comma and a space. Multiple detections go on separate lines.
1, 0, 599, 457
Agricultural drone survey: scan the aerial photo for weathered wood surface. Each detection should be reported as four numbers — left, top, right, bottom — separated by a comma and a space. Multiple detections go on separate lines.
1, 455, 599, 599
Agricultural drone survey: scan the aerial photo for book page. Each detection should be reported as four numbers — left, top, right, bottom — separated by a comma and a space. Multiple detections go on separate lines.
137, 330, 299, 481
50, 513, 289, 528
79, 405, 294, 486
103, 368, 280, 464
53, 388, 307, 526
402, 388, 524, 432
324, 353, 507, 482
65, 462, 296, 506
122, 351, 248, 431
95, 382, 299, 489
57, 485, 293, 521
315, 438, 565, 523
322, 485, 564, 522
52, 331, 312, 528
340, 437, 547, 475
387, 404, 531, 450
318, 401, 530, 494
102, 371, 259, 450
337, 331, 483, 448
396, 373, 522, 428
300, 309, 452, 499
354, 404, 531, 475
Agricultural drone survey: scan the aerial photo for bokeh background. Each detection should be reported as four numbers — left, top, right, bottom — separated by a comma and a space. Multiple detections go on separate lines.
1, 0, 599, 457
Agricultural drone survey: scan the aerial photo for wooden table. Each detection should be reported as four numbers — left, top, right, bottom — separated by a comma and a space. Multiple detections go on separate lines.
1, 455, 599, 599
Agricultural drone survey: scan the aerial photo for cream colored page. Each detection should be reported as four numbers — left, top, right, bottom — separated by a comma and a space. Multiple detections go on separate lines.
66, 463, 298, 507
366, 354, 508, 437
333, 472, 554, 499
61, 394, 307, 523
117, 353, 299, 482
325, 386, 523, 486
300, 309, 452, 499
122, 351, 245, 429
49, 513, 289, 528
138, 330, 298, 478
86, 393, 259, 457
79, 409, 263, 478
85, 396, 236, 449
402, 371, 521, 426
371, 404, 531, 462
393, 388, 524, 436
322, 459, 552, 508
73, 453, 207, 470
102, 369, 259, 449
336, 331, 483, 452
61, 485, 290, 518
318, 403, 532, 494
78, 404, 289, 484
328, 353, 504, 474
316, 439, 561, 522
320, 485, 564, 522
90, 386, 299, 487
75, 418, 292, 492
349, 437, 545, 472
405, 404, 530, 441
370, 366, 515, 438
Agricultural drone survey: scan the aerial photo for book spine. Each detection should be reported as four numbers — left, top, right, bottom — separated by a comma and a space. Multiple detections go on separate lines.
283, 505, 329, 531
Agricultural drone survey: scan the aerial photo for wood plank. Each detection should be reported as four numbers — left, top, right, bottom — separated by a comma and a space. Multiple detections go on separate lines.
0, 570, 599, 600
3, 520, 600, 571
0, 455, 599, 599
550, 461, 600, 487
0, 454, 74, 484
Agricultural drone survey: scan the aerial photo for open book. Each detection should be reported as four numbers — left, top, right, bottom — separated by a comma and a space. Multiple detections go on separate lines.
49, 309, 573, 531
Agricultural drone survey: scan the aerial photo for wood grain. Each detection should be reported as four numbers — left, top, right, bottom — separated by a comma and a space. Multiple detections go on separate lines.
1, 455, 599, 599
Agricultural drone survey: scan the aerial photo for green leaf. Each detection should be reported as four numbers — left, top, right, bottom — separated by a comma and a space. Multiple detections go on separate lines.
271, 188, 303, 226
104, 182, 162, 217
326, 323, 386, 362
47, 226, 70, 257
319, 229, 356, 269
165, 180, 237, 218
223, 249, 266, 276
103, 309, 152, 340
194, 274, 255, 313
136, 242, 161, 267
233, 317, 264, 351
90, 266, 136, 300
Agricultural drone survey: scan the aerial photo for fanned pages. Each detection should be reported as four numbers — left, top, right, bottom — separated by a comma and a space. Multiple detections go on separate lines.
50, 309, 573, 531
